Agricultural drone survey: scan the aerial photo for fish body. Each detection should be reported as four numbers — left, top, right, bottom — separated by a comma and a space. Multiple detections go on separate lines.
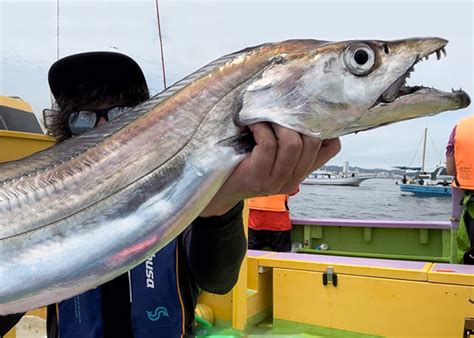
0, 38, 470, 315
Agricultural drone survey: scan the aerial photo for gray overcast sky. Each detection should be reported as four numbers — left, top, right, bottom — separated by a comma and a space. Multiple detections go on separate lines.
1, 0, 472, 169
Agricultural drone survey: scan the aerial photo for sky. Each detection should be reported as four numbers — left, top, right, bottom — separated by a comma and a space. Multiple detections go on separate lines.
0, 0, 472, 170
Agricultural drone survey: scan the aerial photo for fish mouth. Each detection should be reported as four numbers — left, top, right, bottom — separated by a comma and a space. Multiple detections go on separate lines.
373, 45, 452, 106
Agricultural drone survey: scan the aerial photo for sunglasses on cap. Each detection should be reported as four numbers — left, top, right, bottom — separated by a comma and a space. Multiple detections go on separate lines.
67, 106, 131, 135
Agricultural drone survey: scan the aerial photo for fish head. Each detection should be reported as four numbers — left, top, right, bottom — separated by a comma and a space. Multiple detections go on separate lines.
238, 38, 470, 138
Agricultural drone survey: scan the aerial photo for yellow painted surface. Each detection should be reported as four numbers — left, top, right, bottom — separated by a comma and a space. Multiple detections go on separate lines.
26, 308, 47, 320
0, 130, 55, 163
200, 255, 274, 327
247, 264, 273, 322
273, 267, 473, 338
231, 200, 250, 330
429, 263, 474, 286
198, 291, 233, 322
247, 256, 261, 291
4, 327, 16, 338
0, 95, 33, 112
259, 256, 432, 282
232, 257, 247, 330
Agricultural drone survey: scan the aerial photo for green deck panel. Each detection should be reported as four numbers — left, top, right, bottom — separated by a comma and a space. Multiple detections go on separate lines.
196, 318, 382, 337
296, 248, 450, 262
291, 224, 451, 262
441, 230, 449, 257
450, 228, 461, 263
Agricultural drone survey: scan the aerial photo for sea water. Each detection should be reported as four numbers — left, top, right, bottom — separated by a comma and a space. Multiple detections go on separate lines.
290, 178, 452, 221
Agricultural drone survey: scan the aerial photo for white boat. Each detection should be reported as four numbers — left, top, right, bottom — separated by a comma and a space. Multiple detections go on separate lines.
302, 171, 372, 186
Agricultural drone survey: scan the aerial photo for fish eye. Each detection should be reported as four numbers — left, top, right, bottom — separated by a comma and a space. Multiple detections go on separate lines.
343, 43, 375, 76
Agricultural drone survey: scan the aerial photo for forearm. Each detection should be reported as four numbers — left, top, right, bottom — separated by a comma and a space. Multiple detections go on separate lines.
188, 201, 246, 294
446, 155, 456, 176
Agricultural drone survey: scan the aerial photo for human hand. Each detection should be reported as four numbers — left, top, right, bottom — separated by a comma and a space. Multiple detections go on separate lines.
199, 122, 341, 217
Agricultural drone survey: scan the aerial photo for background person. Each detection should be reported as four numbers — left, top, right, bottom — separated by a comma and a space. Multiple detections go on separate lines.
446, 114, 474, 264
247, 190, 298, 252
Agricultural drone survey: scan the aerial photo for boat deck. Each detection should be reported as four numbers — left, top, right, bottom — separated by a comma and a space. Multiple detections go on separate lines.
198, 250, 473, 337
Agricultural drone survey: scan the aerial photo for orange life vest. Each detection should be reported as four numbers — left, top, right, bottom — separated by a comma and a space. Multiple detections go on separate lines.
454, 115, 474, 190
247, 194, 288, 212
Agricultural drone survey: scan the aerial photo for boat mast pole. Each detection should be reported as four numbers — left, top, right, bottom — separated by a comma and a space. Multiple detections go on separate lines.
421, 127, 427, 173
50, 0, 60, 109
56, 0, 60, 61
154, 0, 167, 89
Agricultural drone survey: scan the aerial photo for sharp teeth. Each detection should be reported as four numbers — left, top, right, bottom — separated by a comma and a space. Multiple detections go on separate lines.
436, 50, 441, 60
441, 47, 447, 57
425, 55, 429, 61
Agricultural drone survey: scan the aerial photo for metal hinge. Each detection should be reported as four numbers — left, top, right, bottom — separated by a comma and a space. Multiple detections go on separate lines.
322, 266, 338, 286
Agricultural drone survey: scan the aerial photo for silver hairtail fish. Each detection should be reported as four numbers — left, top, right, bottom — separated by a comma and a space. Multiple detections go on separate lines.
0, 38, 470, 314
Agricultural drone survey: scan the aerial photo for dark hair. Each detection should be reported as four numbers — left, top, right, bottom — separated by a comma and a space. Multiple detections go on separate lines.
48, 86, 149, 142
47, 52, 150, 142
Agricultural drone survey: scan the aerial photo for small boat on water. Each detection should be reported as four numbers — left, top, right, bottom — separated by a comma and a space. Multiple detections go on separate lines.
399, 182, 451, 196
395, 128, 453, 197
397, 166, 453, 197
302, 171, 373, 187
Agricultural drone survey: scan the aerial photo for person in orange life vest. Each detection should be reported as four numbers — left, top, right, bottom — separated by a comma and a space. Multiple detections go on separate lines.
247, 190, 298, 252
446, 114, 474, 264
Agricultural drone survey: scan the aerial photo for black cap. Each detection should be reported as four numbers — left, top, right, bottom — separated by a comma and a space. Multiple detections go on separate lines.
48, 51, 148, 108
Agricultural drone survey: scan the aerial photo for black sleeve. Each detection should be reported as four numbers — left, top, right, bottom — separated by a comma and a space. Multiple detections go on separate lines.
182, 201, 246, 295
0, 313, 25, 337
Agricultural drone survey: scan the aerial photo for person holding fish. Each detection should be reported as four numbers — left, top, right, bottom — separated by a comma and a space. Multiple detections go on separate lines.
0, 51, 340, 338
